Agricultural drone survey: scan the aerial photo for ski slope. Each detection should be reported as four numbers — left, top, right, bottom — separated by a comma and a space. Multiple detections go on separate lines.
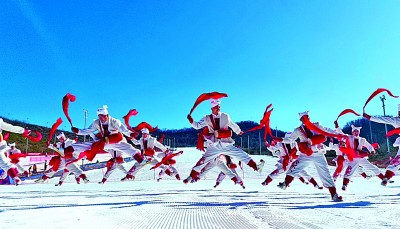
0, 147, 399, 229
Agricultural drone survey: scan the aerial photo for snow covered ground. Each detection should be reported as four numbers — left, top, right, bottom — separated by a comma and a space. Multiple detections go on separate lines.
1, 147, 399, 229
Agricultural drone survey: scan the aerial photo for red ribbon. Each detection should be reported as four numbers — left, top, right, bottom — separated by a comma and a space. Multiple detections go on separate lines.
47, 118, 63, 146
387, 128, 400, 138
244, 104, 274, 142
335, 109, 360, 122
22, 130, 42, 142
122, 109, 139, 132
62, 93, 76, 126
150, 151, 183, 170
363, 88, 399, 110
302, 116, 344, 139
134, 122, 158, 132
189, 92, 228, 115
2, 132, 9, 141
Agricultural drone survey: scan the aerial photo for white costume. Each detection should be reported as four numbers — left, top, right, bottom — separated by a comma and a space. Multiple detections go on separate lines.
75, 106, 141, 162
368, 113, 400, 184
124, 130, 168, 178
99, 149, 129, 184
187, 100, 262, 183
36, 133, 89, 185
5, 144, 28, 175
279, 112, 341, 201
336, 126, 383, 190
263, 139, 319, 187
0, 118, 25, 184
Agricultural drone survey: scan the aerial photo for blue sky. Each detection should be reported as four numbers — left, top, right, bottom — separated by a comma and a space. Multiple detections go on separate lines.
1, 1, 400, 132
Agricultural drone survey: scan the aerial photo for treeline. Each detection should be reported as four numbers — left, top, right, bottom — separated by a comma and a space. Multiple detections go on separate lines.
1, 116, 398, 161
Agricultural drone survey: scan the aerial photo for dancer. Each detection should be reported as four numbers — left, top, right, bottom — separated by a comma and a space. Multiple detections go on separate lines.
121, 128, 169, 181
263, 135, 323, 189
71, 105, 143, 164
185, 98, 264, 183
35, 132, 89, 186
277, 111, 342, 201
98, 149, 130, 184
0, 118, 39, 185
6, 143, 29, 177
364, 104, 400, 186
336, 125, 384, 190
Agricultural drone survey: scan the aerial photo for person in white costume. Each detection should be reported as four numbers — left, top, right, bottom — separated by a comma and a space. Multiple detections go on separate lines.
263, 133, 323, 189
98, 149, 130, 184
5, 143, 29, 177
121, 128, 169, 181
277, 111, 342, 202
156, 148, 181, 182
211, 155, 246, 189
336, 125, 385, 191
364, 104, 400, 186
71, 105, 143, 164
185, 99, 264, 183
329, 137, 373, 182
0, 118, 33, 185
35, 132, 90, 186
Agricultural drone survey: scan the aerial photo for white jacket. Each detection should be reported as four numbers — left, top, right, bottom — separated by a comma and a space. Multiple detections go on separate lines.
77, 116, 132, 137
191, 112, 241, 144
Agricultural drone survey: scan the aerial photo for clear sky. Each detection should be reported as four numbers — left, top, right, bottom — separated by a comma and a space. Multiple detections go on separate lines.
1, 1, 400, 132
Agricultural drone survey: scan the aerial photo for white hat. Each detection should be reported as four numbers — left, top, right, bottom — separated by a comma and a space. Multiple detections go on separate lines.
9, 143, 16, 147
211, 99, 221, 108
141, 128, 149, 134
97, 105, 109, 115
298, 111, 309, 118
56, 132, 66, 140
351, 125, 362, 132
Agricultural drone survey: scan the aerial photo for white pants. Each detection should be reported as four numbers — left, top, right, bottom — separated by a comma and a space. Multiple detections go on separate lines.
344, 157, 382, 179
269, 159, 312, 180
193, 142, 252, 173
158, 165, 179, 179
286, 153, 335, 188
103, 142, 141, 157
104, 162, 128, 179
127, 154, 165, 176
59, 159, 85, 182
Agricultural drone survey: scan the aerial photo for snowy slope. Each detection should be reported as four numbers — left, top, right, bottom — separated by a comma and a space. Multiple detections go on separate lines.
0, 147, 399, 229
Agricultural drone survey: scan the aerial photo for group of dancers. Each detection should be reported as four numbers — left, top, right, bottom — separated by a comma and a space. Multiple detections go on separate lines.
1, 89, 399, 202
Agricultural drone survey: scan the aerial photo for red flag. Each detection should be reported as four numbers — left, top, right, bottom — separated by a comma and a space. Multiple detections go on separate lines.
363, 88, 399, 109
47, 118, 63, 146
189, 92, 228, 115
62, 93, 76, 126
122, 109, 139, 132
134, 122, 158, 132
